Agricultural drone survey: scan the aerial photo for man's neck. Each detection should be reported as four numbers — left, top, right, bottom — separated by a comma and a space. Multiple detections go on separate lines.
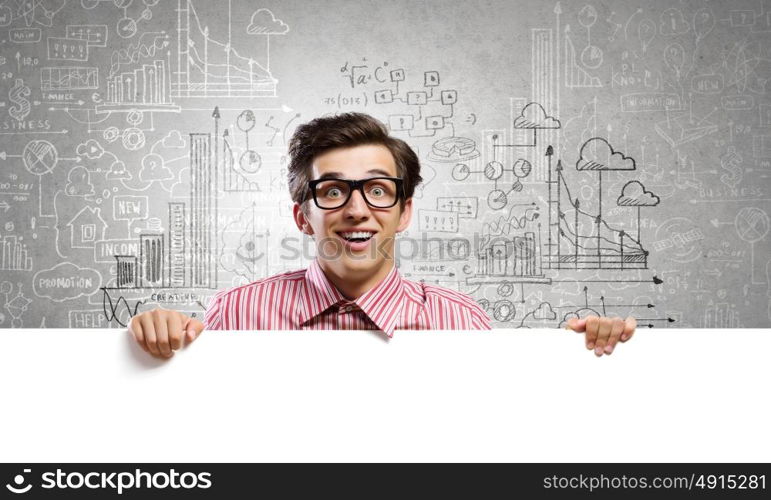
318, 259, 395, 300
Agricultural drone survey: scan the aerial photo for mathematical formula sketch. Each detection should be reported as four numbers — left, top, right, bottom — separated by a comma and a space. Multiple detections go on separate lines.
0, 0, 768, 329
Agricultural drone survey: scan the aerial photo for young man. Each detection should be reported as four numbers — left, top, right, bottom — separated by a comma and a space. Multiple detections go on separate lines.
129, 113, 637, 357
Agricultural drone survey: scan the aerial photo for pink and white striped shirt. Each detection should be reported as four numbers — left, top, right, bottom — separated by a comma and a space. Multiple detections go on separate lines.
204, 259, 491, 336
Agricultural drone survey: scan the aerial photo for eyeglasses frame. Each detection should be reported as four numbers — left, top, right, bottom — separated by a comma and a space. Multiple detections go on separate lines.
307, 176, 405, 210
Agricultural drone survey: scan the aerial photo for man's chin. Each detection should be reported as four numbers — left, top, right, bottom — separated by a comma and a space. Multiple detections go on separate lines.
342, 256, 381, 272
325, 256, 384, 276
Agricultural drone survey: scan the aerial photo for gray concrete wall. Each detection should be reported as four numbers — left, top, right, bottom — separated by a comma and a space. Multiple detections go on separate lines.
0, 0, 768, 328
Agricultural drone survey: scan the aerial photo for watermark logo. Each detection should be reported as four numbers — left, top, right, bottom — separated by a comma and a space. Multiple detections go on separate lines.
5, 469, 32, 494
3, 468, 212, 495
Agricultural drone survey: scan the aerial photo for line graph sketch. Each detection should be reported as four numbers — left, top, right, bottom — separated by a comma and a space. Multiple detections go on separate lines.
172, 0, 285, 98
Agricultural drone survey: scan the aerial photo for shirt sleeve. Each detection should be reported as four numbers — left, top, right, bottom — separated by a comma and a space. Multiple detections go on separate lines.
203, 289, 227, 330
468, 300, 492, 330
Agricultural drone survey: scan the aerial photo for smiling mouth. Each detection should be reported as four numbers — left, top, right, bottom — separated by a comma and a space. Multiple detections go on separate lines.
336, 230, 376, 243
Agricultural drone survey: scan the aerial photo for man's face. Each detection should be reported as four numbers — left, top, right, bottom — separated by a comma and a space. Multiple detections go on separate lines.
293, 144, 413, 278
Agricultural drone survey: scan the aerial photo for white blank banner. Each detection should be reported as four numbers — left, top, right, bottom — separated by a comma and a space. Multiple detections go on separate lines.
0, 328, 769, 462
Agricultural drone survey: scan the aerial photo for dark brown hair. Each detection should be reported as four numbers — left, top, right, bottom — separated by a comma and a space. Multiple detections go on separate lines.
287, 112, 422, 210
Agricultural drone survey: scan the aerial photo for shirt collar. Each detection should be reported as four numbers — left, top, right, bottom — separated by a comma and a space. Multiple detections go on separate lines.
299, 258, 346, 325
299, 259, 406, 337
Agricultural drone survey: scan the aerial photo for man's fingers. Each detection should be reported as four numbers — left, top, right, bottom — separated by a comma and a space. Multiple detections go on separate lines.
605, 318, 625, 355
129, 317, 149, 354
168, 312, 183, 351
140, 314, 160, 356
621, 316, 637, 342
152, 312, 173, 358
584, 315, 600, 350
183, 317, 205, 344
128, 309, 197, 359
566, 317, 586, 332
593, 317, 612, 356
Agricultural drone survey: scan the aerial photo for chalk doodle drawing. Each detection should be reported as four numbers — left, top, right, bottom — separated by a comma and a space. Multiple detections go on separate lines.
0, 0, 768, 328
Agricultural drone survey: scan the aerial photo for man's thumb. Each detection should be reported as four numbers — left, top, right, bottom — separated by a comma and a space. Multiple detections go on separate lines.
183, 317, 205, 343
565, 317, 587, 332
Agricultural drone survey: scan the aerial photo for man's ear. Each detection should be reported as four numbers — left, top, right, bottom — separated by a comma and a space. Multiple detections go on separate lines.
396, 197, 413, 233
292, 202, 314, 236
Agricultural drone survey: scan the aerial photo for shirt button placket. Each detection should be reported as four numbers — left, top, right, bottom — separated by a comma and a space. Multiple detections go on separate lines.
337, 303, 348, 329
339, 304, 354, 329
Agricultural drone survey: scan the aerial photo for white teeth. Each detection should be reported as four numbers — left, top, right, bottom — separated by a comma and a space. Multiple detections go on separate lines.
339, 231, 374, 240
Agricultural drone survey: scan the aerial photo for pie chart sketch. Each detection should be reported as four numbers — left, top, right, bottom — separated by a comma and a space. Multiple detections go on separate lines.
239, 150, 262, 174
487, 189, 508, 210
22, 140, 58, 176
735, 207, 769, 243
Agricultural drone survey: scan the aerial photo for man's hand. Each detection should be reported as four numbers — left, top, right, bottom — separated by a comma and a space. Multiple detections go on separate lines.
128, 308, 205, 359
566, 315, 637, 357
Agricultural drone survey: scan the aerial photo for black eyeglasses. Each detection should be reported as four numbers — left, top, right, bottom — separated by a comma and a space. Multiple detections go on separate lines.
308, 177, 404, 210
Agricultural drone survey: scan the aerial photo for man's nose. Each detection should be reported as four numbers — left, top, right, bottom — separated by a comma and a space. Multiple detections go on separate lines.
343, 189, 371, 219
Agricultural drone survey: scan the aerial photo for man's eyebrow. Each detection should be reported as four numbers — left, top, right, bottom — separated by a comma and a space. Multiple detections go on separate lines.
315, 168, 394, 180
316, 171, 344, 180
365, 168, 393, 177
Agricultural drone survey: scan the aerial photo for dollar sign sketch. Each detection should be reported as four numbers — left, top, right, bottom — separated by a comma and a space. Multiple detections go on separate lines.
8, 79, 31, 122
719, 148, 743, 188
